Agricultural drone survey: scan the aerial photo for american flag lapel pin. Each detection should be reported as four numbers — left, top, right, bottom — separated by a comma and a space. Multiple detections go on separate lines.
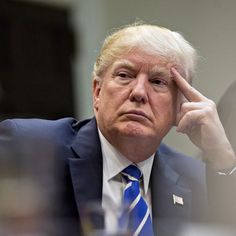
173, 194, 184, 206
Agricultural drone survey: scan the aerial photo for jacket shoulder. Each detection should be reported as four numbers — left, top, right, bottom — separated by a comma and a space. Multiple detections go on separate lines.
158, 142, 206, 183
0, 117, 77, 138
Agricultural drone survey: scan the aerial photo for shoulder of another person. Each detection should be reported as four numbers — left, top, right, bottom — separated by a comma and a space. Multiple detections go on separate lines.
0, 117, 80, 143
0, 117, 80, 160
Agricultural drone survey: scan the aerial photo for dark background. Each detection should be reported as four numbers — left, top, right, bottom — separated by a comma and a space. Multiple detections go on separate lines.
0, 0, 75, 120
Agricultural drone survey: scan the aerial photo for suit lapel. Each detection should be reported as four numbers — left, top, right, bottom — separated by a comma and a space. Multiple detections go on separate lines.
69, 118, 104, 230
151, 145, 193, 235
67, 119, 194, 235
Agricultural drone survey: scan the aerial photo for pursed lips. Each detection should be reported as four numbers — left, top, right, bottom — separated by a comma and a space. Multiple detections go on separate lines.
122, 110, 151, 121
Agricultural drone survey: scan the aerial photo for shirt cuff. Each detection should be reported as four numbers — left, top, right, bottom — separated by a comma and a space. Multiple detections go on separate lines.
217, 165, 236, 176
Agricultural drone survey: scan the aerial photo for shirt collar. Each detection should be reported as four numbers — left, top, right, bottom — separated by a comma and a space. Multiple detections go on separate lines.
98, 128, 154, 195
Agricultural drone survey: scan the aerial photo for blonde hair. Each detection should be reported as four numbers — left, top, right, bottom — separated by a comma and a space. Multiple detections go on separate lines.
93, 23, 198, 82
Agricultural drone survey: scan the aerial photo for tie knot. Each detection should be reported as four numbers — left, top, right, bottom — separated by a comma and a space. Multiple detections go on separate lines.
121, 164, 142, 182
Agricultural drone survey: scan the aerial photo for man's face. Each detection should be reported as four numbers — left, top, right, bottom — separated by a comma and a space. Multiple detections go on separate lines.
93, 50, 178, 148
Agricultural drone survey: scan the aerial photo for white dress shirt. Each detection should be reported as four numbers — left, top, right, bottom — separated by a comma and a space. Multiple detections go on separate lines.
98, 129, 154, 234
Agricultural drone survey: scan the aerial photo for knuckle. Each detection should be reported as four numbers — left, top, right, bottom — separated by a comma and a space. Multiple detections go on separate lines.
204, 107, 213, 116
185, 111, 192, 121
207, 99, 216, 108
180, 102, 190, 113
206, 100, 216, 113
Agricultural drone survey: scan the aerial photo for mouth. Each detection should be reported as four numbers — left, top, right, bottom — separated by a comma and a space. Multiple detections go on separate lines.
122, 110, 151, 121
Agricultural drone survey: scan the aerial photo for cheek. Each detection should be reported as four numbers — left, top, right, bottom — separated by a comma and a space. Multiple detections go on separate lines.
154, 92, 177, 123
167, 84, 178, 115
175, 90, 184, 112
104, 83, 130, 105
97, 86, 118, 113
169, 92, 178, 121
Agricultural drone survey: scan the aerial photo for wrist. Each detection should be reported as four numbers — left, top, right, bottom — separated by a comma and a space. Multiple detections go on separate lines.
202, 142, 236, 171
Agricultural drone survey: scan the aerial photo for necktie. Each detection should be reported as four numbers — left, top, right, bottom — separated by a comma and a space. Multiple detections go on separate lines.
119, 164, 154, 236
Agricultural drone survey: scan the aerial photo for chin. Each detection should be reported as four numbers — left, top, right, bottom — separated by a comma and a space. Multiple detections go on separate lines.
120, 122, 151, 137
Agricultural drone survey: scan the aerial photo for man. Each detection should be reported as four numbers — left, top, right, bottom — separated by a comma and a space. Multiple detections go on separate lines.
0, 24, 235, 236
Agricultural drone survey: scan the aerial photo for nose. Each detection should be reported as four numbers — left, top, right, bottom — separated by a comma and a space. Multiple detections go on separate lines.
129, 75, 149, 104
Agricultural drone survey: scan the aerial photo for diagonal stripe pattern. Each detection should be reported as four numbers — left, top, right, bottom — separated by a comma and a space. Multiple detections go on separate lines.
119, 165, 154, 236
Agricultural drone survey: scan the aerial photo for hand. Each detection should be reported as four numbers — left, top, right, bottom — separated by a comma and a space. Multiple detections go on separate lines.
171, 68, 236, 171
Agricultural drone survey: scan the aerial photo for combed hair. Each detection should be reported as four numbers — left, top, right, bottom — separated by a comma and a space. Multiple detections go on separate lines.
93, 23, 198, 82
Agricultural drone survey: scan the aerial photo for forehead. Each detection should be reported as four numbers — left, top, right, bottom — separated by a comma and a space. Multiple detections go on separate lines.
111, 51, 174, 72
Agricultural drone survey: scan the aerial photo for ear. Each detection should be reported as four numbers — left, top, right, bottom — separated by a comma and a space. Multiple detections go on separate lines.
93, 77, 102, 112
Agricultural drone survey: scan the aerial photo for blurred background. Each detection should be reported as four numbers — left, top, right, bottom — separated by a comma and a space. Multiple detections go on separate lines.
1, 0, 236, 156
0, 1, 236, 235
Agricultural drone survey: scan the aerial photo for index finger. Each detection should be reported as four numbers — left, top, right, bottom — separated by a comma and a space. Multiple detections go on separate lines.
171, 67, 206, 102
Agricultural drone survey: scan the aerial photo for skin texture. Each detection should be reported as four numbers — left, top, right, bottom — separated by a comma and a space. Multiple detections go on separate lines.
93, 50, 178, 163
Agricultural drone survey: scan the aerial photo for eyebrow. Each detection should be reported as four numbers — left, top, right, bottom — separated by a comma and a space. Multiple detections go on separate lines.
111, 59, 136, 71
150, 66, 171, 80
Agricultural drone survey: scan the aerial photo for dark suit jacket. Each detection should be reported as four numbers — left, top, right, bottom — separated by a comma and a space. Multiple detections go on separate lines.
0, 117, 209, 236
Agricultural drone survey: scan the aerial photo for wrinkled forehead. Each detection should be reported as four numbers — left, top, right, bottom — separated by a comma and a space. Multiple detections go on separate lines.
113, 55, 172, 72
108, 49, 177, 75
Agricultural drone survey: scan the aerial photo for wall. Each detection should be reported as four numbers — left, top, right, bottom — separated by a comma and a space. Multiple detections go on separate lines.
70, 0, 236, 157
25, 0, 236, 157
23, 0, 72, 7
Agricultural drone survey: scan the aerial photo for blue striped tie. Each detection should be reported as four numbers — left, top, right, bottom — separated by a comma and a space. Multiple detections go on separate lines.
119, 164, 154, 236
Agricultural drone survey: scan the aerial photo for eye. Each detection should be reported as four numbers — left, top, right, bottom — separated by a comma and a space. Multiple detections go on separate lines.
112, 70, 135, 84
151, 78, 168, 86
117, 71, 132, 79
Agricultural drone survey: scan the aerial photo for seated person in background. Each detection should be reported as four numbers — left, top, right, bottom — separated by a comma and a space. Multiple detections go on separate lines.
207, 80, 236, 226
217, 80, 236, 153
0, 23, 235, 236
